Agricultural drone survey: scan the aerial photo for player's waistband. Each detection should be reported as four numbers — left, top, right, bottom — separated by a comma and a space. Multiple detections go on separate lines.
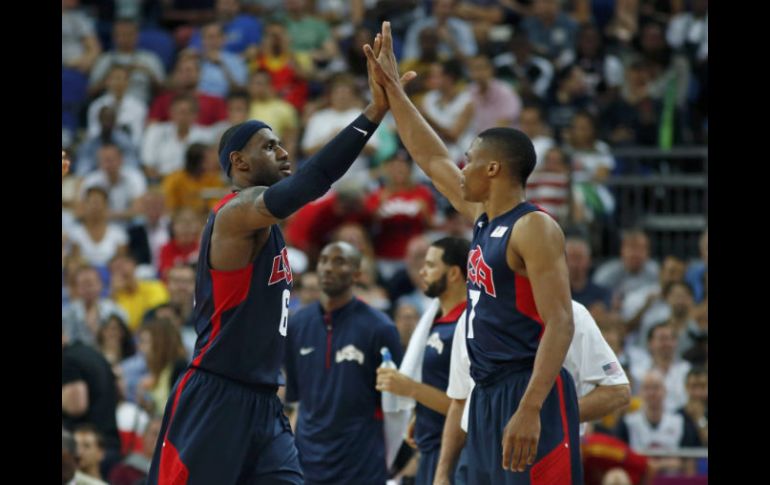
189, 365, 279, 395
475, 359, 536, 388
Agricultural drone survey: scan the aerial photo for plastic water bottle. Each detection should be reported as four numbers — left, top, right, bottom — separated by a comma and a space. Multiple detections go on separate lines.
380, 347, 399, 412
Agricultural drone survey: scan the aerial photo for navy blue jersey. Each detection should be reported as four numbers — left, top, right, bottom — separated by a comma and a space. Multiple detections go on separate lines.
189, 192, 293, 386
466, 201, 545, 383
285, 298, 403, 484
414, 301, 466, 453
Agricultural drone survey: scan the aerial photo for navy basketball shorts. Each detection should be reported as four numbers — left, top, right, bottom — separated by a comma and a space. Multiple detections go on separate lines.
465, 367, 583, 485
147, 369, 303, 485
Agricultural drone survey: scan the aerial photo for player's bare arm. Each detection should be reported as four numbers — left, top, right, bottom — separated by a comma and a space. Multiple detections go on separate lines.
501, 211, 574, 472
579, 384, 631, 423
364, 22, 483, 221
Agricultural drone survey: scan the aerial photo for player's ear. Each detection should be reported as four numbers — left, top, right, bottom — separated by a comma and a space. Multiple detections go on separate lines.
448, 265, 462, 283
487, 160, 501, 177
230, 151, 248, 173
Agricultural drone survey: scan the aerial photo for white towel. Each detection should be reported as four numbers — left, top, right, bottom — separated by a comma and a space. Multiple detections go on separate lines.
382, 298, 441, 468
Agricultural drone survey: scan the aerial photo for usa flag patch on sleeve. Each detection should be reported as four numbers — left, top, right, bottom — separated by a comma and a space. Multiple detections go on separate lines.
602, 361, 622, 376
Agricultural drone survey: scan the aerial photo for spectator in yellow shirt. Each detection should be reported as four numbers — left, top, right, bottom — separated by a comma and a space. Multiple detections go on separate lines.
109, 253, 170, 331
161, 142, 228, 214
247, 69, 299, 157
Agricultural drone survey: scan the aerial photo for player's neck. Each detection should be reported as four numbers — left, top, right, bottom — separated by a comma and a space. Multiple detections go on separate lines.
484, 185, 526, 220
321, 291, 355, 313
439, 284, 467, 316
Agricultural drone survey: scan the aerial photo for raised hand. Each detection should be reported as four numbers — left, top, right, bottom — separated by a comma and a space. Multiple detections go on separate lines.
364, 21, 416, 92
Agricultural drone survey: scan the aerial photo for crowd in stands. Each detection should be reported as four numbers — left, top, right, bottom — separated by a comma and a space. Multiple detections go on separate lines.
62, 1, 707, 483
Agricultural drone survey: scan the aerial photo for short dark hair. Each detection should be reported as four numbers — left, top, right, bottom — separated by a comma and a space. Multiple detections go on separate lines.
440, 58, 465, 82
227, 89, 250, 104
185, 142, 209, 174
73, 424, 105, 449
477, 127, 537, 186
431, 237, 471, 279
84, 185, 110, 201
647, 321, 673, 343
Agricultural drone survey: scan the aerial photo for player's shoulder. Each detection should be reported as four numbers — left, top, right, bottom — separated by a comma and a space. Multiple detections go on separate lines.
511, 209, 565, 247
353, 299, 395, 328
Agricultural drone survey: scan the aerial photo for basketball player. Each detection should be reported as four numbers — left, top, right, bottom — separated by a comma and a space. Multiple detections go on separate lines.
365, 22, 582, 483
146, 37, 415, 484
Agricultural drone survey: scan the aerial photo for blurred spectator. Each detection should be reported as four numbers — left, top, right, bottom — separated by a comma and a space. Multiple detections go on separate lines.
621, 255, 686, 352
109, 253, 170, 331
600, 60, 661, 146
87, 64, 148, 148
88, 18, 166, 104
80, 143, 147, 223
493, 31, 555, 102
615, 369, 701, 475
76, 105, 141, 176
96, 313, 136, 367
62, 428, 79, 484
301, 74, 379, 187
126, 188, 171, 271
294, 271, 321, 311
662, 282, 706, 359
685, 229, 707, 303
147, 263, 198, 355
247, 70, 300, 157
366, 152, 435, 279
387, 235, 431, 313
109, 415, 162, 485
284, 179, 370, 255
526, 146, 583, 227
355, 255, 393, 313
342, 25, 375, 81
667, 0, 708, 143
142, 93, 215, 179
188, 0, 263, 58
420, 59, 475, 165
112, 364, 151, 457
157, 0, 217, 28
678, 366, 708, 446
393, 300, 420, 350
162, 143, 227, 214
314, 0, 366, 42
564, 110, 616, 220
520, 0, 578, 67
593, 228, 660, 302
63, 265, 127, 346
634, 21, 690, 144
630, 323, 691, 412
135, 318, 188, 416
546, 65, 597, 142
399, 26, 444, 99
283, 0, 340, 70
191, 22, 249, 97
403, 0, 477, 62
62, 0, 102, 73
209, 89, 253, 143
468, 54, 522, 132
518, 104, 556, 169
62, 331, 121, 472
601, 468, 632, 485
148, 55, 228, 126
68, 186, 129, 268
559, 23, 624, 109
565, 236, 612, 316
73, 424, 109, 483
604, 0, 639, 47
157, 208, 203, 279
251, 19, 313, 111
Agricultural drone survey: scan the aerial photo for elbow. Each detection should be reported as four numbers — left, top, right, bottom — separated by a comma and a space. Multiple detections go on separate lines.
614, 384, 632, 412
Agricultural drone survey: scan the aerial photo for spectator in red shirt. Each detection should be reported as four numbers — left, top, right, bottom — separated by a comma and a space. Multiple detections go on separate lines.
148, 54, 227, 126
157, 207, 203, 279
284, 180, 371, 264
365, 151, 435, 280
